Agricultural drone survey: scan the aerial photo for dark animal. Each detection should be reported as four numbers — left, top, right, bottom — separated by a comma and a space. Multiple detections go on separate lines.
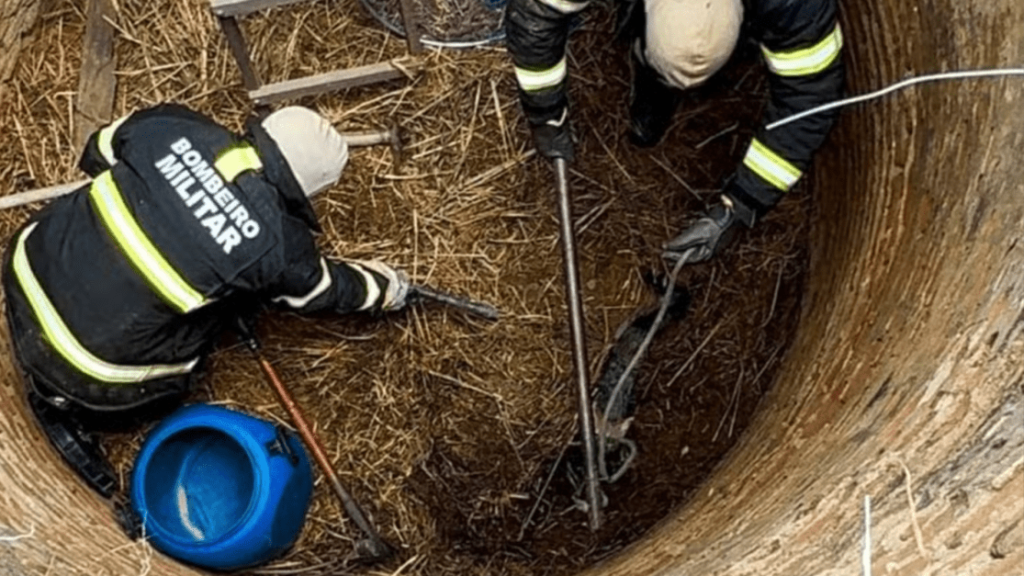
592, 274, 691, 442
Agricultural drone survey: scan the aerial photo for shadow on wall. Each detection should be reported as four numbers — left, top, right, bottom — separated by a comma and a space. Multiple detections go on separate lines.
0, 0, 1023, 575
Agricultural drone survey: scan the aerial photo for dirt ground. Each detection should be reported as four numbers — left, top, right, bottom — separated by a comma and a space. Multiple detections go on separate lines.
0, 2, 812, 575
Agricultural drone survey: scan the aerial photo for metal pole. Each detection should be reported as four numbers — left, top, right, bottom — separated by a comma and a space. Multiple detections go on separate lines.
552, 158, 602, 530
241, 333, 394, 562
0, 133, 396, 212
0, 180, 89, 210
396, 0, 424, 54
218, 16, 262, 91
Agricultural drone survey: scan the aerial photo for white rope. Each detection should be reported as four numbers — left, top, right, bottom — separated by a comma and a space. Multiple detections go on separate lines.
0, 524, 35, 542
768, 68, 1024, 131
862, 495, 872, 576
596, 248, 693, 481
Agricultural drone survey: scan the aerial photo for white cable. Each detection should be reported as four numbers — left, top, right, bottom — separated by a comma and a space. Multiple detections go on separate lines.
862, 495, 872, 576
596, 248, 692, 481
767, 68, 1024, 131
0, 524, 35, 542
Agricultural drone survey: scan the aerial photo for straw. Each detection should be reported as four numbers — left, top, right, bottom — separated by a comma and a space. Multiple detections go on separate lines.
0, 5, 810, 575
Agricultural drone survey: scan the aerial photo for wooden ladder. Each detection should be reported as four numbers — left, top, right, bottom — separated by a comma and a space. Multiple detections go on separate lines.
210, 0, 424, 111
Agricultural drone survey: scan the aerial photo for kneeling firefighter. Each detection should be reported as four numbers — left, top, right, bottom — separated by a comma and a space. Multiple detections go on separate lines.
506, 0, 844, 438
507, 0, 845, 259
3, 104, 409, 498
505, 0, 845, 480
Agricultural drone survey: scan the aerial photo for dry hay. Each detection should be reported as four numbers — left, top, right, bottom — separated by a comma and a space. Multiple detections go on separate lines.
0, 1, 810, 575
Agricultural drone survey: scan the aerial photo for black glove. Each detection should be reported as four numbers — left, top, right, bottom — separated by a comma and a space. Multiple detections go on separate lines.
614, 0, 645, 44
530, 108, 575, 162
662, 196, 743, 264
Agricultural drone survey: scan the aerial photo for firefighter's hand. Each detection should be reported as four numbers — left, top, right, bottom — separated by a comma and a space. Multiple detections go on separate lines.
662, 197, 740, 264
530, 108, 575, 163
357, 261, 411, 312
379, 267, 410, 312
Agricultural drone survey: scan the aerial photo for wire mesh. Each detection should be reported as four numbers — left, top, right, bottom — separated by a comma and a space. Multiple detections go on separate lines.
358, 0, 507, 48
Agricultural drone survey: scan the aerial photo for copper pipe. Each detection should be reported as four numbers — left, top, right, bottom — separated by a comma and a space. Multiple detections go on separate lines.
246, 338, 393, 561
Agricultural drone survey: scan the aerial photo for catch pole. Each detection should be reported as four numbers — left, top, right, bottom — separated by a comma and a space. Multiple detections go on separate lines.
553, 158, 602, 530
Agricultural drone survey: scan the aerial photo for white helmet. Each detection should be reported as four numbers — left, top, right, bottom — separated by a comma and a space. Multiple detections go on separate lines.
643, 0, 743, 89
261, 106, 349, 198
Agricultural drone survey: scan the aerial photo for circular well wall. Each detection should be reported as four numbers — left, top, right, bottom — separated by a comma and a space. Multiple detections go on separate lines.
1, 0, 1022, 574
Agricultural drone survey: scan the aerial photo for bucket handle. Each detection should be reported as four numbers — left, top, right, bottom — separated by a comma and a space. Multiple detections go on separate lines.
266, 424, 301, 467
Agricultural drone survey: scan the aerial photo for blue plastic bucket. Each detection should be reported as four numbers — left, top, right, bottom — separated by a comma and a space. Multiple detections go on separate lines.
130, 404, 313, 571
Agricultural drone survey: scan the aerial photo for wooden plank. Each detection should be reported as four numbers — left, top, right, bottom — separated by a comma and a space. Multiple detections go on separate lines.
217, 16, 262, 91
344, 129, 395, 148
0, 0, 42, 84
2, 128, 394, 211
2, 128, 389, 210
397, 0, 423, 54
249, 60, 421, 105
0, 180, 90, 210
74, 0, 117, 150
210, 0, 310, 17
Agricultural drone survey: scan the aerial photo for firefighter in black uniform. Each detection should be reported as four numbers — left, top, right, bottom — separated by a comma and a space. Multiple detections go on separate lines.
505, 0, 845, 261
3, 104, 410, 498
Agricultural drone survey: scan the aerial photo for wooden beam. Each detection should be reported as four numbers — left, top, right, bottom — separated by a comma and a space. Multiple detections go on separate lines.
217, 16, 262, 91
0, 180, 90, 210
249, 60, 422, 105
210, 0, 310, 17
0, 131, 395, 211
397, 0, 423, 55
0, 0, 42, 85
74, 0, 117, 150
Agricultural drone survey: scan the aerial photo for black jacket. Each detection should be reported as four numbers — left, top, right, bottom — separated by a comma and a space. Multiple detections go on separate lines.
3, 104, 390, 411
506, 0, 845, 222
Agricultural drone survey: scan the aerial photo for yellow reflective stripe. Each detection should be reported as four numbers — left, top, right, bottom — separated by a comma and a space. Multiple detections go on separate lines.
762, 24, 843, 77
537, 0, 588, 13
215, 144, 263, 182
514, 57, 568, 92
97, 115, 131, 166
742, 138, 802, 191
89, 172, 207, 313
12, 223, 199, 383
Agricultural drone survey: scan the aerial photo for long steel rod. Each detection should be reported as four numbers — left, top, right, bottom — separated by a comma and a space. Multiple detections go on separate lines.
553, 158, 602, 530
245, 338, 393, 560
0, 180, 90, 210
0, 131, 397, 211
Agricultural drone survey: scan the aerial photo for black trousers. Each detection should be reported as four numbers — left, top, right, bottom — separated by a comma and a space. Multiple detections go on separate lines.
3, 245, 202, 418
